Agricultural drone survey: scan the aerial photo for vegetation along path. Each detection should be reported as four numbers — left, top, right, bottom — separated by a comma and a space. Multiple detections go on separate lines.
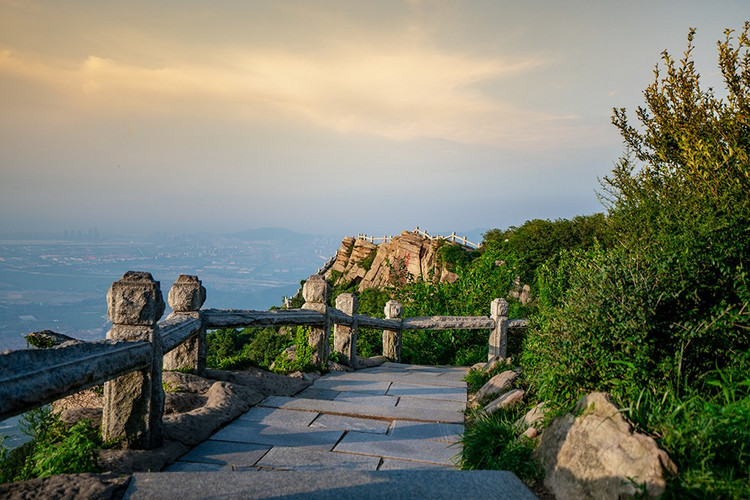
124, 363, 536, 499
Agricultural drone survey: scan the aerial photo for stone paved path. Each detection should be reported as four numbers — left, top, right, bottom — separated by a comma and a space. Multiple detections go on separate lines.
166, 362, 469, 471
123, 363, 538, 499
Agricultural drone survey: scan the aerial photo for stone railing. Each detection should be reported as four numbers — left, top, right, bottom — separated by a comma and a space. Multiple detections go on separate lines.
357, 226, 480, 250
0, 272, 524, 450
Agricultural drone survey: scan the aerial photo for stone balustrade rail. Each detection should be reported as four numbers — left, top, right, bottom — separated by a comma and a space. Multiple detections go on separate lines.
0, 271, 525, 450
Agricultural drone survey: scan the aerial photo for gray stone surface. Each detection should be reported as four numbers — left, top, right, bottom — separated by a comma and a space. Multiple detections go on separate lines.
310, 413, 390, 434
388, 420, 463, 443
309, 377, 391, 395
125, 470, 538, 500
176, 440, 270, 467
256, 447, 380, 471
475, 369, 519, 402
260, 396, 464, 424
334, 392, 398, 406
484, 388, 525, 414
386, 382, 466, 402
396, 396, 465, 413
165, 462, 228, 472
534, 392, 676, 500
325, 370, 466, 388
379, 459, 456, 470
210, 420, 344, 450
167, 275, 206, 313
295, 387, 339, 400
238, 407, 318, 427
334, 431, 458, 466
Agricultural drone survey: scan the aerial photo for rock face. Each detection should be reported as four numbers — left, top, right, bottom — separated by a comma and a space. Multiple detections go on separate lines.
0, 473, 130, 500
474, 369, 519, 403
533, 392, 677, 500
325, 231, 461, 292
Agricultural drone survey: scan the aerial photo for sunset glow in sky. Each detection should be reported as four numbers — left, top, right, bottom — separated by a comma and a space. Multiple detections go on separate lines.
1, 1, 746, 236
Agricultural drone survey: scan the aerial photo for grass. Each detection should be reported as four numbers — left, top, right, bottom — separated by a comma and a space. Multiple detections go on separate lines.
458, 404, 542, 482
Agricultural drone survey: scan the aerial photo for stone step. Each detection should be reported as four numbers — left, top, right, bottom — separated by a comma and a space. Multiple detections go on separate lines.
259, 396, 464, 424
125, 470, 538, 499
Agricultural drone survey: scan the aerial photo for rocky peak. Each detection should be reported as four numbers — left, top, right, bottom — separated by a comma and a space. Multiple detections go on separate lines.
324, 231, 459, 292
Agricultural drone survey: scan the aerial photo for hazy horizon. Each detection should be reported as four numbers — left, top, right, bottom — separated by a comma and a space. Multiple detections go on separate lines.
1, 1, 746, 236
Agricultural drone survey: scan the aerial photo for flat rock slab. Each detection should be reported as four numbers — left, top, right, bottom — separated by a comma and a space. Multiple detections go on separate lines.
379, 458, 457, 470
334, 392, 398, 406
396, 396, 466, 412
310, 413, 391, 434
295, 387, 339, 400
334, 430, 458, 466
172, 440, 270, 468
324, 371, 467, 388
386, 382, 467, 402
126, 470, 537, 500
389, 420, 463, 443
260, 396, 464, 424
210, 420, 344, 450
238, 407, 318, 427
309, 378, 391, 395
256, 447, 381, 471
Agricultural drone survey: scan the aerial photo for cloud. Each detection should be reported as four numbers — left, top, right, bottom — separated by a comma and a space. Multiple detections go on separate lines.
0, 34, 600, 149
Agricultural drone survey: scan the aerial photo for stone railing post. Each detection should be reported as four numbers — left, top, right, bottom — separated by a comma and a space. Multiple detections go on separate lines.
489, 298, 509, 361
301, 275, 331, 368
163, 275, 207, 376
334, 293, 358, 367
383, 300, 403, 362
102, 271, 165, 449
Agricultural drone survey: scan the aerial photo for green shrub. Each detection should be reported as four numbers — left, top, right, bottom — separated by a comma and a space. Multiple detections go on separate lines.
207, 327, 293, 371
271, 326, 317, 374
459, 406, 542, 483
1, 407, 101, 483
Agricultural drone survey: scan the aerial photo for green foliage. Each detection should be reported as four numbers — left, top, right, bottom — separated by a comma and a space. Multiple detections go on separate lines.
270, 326, 317, 374
360, 249, 377, 272
437, 241, 480, 269
459, 405, 543, 483
206, 327, 293, 371
519, 24, 750, 496
1, 407, 101, 483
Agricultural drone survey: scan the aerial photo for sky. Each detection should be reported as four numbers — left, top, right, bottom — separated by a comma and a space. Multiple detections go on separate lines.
0, 1, 746, 238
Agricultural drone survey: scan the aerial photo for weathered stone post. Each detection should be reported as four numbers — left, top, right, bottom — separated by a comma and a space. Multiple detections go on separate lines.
383, 300, 403, 362
334, 293, 358, 367
102, 271, 165, 449
301, 275, 331, 368
489, 298, 509, 361
163, 275, 207, 376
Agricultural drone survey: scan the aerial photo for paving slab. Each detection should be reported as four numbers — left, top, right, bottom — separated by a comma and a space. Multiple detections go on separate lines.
309, 377, 392, 395
296, 387, 340, 400
256, 447, 381, 471
175, 440, 270, 467
237, 406, 318, 427
323, 370, 467, 388
396, 396, 465, 413
378, 458, 457, 470
260, 396, 464, 424
389, 420, 463, 443
386, 382, 466, 402
334, 430, 459, 466
310, 413, 391, 434
210, 420, 344, 450
126, 470, 538, 500
333, 392, 398, 407
164, 462, 229, 472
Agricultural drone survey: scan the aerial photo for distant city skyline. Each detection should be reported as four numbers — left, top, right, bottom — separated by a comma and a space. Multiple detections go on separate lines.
1, 1, 746, 238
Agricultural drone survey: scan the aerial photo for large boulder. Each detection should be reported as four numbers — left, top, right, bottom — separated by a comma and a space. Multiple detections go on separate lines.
533, 392, 677, 500
474, 369, 519, 402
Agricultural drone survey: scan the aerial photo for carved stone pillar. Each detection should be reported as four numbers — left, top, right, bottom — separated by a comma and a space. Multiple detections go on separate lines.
301, 275, 331, 368
489, 298, 509, 361
334, 293, 358, 366
163, 275, 206, 376
383, 300, 403, 362
102, 271, 165, 449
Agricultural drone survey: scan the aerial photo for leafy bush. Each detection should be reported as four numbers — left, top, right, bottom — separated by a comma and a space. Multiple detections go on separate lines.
459, 405, 542, 482
1, 407, 101, 483
270, 326, 317, 374
206, 327, 293, 370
